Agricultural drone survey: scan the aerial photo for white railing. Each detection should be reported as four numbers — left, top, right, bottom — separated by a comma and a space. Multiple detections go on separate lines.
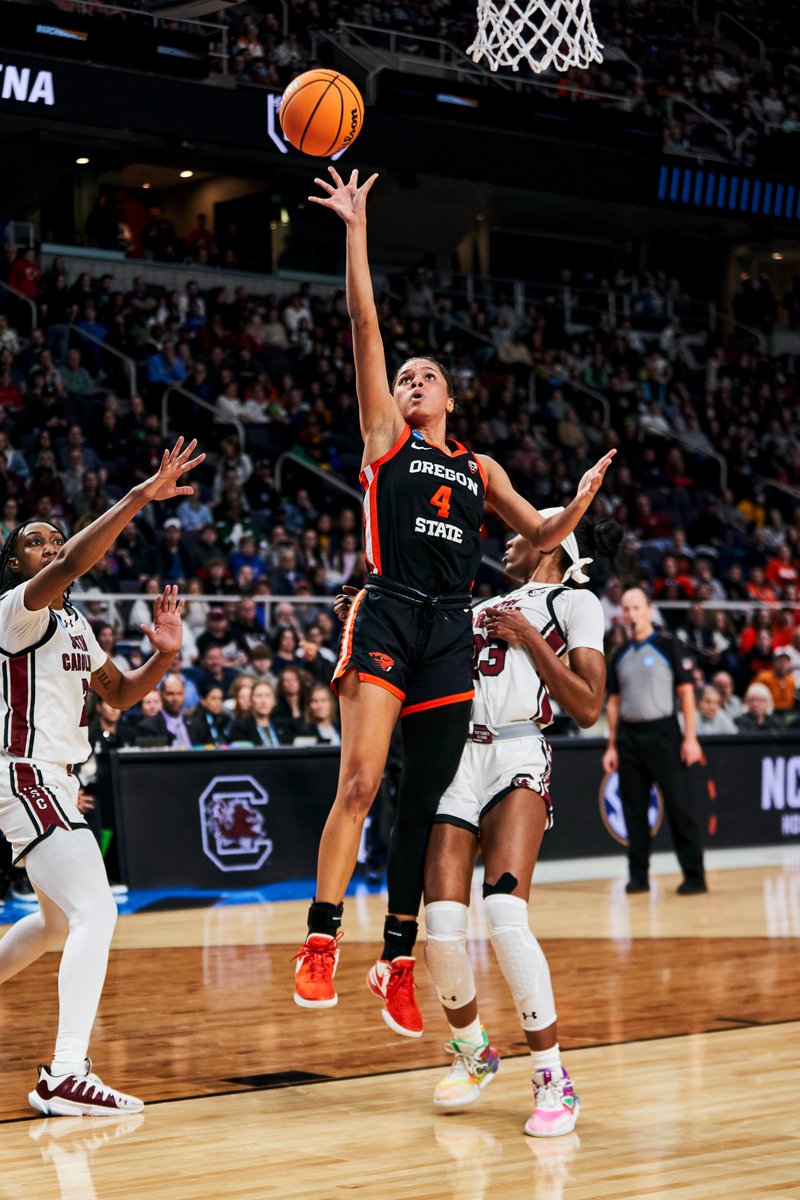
713, 11, 766, 63
0, 280, 38, 331
69, 323, 137, 397
161, 383, 245, 449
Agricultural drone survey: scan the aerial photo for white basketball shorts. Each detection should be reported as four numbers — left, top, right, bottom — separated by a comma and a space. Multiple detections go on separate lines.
0, 759, 87, 864
434, 734, 553, 836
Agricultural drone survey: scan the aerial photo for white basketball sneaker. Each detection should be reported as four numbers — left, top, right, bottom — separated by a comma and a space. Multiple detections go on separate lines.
29, 1061, 144, 1117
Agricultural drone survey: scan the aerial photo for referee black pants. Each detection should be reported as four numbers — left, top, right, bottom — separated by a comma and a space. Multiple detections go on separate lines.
617, 716, 705, 885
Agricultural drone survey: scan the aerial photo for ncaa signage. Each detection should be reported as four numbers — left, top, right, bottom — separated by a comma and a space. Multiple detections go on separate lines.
598, 771, 663, 846
199, 774, 272, 873
0, 63, 54, 107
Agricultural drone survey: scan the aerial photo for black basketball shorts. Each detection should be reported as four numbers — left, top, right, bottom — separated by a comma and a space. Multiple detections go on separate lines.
331, 582, 474, 716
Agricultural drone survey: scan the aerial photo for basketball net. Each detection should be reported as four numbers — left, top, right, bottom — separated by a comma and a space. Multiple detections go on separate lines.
468, 0, 604, 73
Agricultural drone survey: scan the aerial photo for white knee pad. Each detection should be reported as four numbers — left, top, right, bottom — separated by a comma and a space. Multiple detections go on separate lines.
484, 893, 556, 1032
424, 901, 476, 1010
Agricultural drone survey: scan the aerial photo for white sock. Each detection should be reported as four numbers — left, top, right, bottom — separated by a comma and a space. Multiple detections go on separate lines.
531, 1042, 562, 1083
451, 1016, 483, 1048
23, 829, 118, 1077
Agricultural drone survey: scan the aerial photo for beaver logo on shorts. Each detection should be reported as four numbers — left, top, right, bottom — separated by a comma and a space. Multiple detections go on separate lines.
368, 652, 395, 672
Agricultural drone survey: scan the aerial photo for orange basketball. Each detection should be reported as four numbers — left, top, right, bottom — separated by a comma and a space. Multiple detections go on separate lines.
279, 69, 364, 158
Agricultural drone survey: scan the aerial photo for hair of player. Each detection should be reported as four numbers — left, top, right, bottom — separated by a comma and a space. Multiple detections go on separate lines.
391, 357, 456, 401
0, 519, 71, 602
559, 516, 631, 588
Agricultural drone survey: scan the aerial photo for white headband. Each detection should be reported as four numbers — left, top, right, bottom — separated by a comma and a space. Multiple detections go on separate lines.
538, 507, 593, 584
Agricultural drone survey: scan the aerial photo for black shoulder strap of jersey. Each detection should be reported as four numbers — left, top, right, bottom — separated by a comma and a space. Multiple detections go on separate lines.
545, 586, 569, 641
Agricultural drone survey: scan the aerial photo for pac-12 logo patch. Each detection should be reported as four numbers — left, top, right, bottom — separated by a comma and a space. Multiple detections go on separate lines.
199, 775, 272, 872
468, 460, 478, 473
369, 651, 395, 672
599, 772, 663, 846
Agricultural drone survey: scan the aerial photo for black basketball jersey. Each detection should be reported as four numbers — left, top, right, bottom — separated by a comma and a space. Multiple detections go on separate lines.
359, 425, 487, 595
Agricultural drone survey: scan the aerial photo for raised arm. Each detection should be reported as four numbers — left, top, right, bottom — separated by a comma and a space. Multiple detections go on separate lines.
92, 585, 184, 710
309, 167, 404, 459
477, 451, 615, 550
23, 439, 204, 611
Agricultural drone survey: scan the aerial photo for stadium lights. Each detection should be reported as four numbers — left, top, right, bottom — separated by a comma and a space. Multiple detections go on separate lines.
179, 169, 194, 178
772, 252, 784, 260
142, 183, 151, 190
75, 156, 90, 165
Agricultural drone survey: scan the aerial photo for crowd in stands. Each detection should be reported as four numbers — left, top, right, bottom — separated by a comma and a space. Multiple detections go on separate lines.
219, 0, 800, 168
36, 1, 800, 168
1, 238, 800, 744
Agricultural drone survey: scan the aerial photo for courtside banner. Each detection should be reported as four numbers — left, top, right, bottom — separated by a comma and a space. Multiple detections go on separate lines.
112, 747, 339, 888
542, 733, 800, 861
111, 735, 800, 888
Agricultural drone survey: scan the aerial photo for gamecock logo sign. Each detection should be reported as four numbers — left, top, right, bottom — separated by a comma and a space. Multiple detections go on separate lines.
199, 775, 272, 872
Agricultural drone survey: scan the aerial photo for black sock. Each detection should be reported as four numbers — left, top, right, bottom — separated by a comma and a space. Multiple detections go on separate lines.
382, 914, 418, 961
307, 900, 343, 938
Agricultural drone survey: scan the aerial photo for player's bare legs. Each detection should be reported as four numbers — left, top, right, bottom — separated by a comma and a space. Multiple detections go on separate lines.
315, 670, 402, 905
294, 671, 401, 1010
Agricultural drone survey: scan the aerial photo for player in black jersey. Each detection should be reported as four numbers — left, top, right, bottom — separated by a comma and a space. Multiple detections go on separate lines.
293, 166, 614, 1035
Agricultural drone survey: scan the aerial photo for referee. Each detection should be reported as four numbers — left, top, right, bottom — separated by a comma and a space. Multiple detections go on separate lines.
603, 587, 707, 895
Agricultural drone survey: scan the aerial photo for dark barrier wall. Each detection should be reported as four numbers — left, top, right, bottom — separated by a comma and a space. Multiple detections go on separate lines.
112, 735, 800, 889
112, 747, 340, 889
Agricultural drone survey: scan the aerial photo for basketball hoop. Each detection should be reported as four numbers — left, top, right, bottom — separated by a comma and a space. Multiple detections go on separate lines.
468, 0, 604, 74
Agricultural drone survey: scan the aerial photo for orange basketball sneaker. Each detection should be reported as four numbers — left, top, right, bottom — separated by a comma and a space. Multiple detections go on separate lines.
293, 932, 342, 1008
366, 956, 423, 1037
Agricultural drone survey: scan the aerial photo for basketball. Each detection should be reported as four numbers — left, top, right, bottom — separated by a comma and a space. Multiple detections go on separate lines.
279, 70, 364, 157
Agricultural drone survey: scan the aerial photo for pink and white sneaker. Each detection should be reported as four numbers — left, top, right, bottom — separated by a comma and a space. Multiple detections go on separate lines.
28, 1061, 144, 1117
524, 1067, 579, 1137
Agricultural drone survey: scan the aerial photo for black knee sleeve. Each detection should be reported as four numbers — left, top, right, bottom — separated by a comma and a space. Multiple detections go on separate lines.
386, 700, 471, 917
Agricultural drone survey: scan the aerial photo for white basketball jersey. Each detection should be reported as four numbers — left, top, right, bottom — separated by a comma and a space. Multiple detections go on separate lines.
471, 583, 605, 730
0, 581, 106, 767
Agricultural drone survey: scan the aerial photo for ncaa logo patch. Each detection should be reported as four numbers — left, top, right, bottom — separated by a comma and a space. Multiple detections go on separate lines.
199, 775, 272, 872
598, 772, 663, 846
368, 651, 395, 672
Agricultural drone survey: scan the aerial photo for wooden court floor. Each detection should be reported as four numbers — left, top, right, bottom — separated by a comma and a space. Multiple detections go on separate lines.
0, 863, 799, 1200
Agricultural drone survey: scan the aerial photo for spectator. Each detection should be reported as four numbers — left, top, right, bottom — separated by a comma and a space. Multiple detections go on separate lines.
242, 642, 278, 687
273, 664, 311, 739
187, 214, 215, 262
136, 673, 192, 747
711, 671, 743, 720
693, 686, 737, 736
185, 682, 231, 746
735, 684, 783, 733
224, 674, 253, 720
196, 606, 248, 664
228, 680, 290, 746
304, 684, 341, 746
158, 518, 193, 583
754, 650, 797, 714
196, 644, 239, 694
140, 206, 177, 261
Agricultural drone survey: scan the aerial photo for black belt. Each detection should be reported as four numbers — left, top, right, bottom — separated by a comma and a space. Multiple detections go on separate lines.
365, 575, 472, 608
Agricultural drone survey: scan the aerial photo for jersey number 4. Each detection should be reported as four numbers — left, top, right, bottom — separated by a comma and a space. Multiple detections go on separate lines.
429, 485, 452, 518
472, 632, 507, 678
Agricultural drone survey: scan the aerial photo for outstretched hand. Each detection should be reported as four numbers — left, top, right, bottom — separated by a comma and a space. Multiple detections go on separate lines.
576, 449, 616, 505
140, 438, 205, 503
308, 166, 379, 224
141, 584, 184, 656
